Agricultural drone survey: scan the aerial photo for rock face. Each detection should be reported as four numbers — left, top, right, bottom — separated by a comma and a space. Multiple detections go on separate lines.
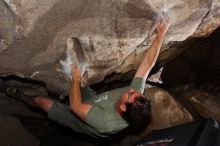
186, 91, 220, 122
161, 28, 220, 88
143, 86, 193, 135
169, 84, 220, 123
0, 0, 220, 94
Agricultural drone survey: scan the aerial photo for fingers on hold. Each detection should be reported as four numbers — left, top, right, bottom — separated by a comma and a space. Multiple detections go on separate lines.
72, 64, 78, 69
160, 16, 170, 27
156, 16, 160, 23
71, 65, 79, 74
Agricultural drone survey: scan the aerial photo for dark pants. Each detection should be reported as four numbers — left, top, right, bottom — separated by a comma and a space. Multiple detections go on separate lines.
48, 87, 96, 133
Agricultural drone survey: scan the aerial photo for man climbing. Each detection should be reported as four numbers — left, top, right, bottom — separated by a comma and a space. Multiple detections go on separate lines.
7, 16, 170, 138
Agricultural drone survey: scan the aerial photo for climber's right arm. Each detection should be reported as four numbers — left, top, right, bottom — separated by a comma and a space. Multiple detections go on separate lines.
69, 65, 92, 121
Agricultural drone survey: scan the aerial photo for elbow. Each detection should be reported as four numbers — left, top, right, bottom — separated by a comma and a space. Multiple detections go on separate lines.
69, 103, 80, 112
69, 104, 87, 121
70, 105, 75, 112
70, 103, 81, 114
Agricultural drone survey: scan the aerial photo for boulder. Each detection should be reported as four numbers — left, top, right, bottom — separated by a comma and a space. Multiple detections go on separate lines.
168, 84, 220, 123
185, 91, 220, 122
161, 27, 220, 88
0, 0, 220, 94
142, 86, 194, 135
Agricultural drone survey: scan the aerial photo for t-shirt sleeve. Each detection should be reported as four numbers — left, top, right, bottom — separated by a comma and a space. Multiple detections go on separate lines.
85, 105, 128, 134
129, 77, 145, 94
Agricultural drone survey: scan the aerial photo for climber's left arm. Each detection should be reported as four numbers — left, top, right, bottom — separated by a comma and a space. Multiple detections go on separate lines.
134, 16, 170, 80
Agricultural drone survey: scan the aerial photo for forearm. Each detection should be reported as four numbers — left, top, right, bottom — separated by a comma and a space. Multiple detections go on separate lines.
135, 34, 165, 80
144, 35, 164, 68
69, 78, 82, 111
69, 76, 92, 120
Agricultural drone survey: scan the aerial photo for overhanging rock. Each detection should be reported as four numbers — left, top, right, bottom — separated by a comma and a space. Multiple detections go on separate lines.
0, 0, 220, 94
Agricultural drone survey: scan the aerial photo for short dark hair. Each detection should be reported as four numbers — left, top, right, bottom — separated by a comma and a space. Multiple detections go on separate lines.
121, 96, 151, 134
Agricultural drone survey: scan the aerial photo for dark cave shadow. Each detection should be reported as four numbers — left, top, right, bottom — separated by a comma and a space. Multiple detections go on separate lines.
39, 121, 134, 146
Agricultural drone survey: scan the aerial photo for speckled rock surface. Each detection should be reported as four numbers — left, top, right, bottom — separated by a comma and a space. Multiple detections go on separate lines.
142, 86, 194, 135
0, 0, 220, 94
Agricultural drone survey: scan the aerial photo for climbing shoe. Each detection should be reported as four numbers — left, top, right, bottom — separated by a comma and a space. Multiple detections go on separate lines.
6, 87, 37, 107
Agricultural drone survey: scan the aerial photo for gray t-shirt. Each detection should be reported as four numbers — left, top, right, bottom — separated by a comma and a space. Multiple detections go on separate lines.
82, 77, 145, 137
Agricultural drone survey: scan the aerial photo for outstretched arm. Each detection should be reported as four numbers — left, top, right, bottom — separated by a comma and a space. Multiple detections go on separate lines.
69, 65, 92, 121
134, 17, 170, 80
